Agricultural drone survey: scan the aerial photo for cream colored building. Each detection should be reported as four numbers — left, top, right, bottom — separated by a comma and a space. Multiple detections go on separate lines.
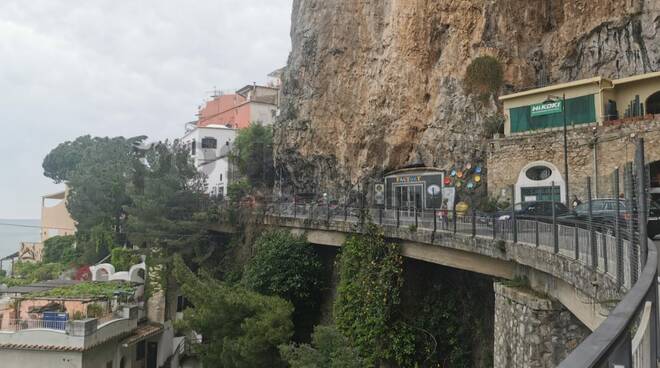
17, 190, 76, 263
500, 71, 660, 136
40, 190, 76, 242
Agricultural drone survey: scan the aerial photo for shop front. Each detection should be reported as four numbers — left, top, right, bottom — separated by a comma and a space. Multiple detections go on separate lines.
382, 168, 444, 212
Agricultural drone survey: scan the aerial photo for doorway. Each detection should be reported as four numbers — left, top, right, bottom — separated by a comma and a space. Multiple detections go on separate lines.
394, 184, 424, 216
147, 342, 158, 368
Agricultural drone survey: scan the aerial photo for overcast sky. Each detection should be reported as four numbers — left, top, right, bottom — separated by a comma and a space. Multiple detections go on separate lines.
0, 0, 293, 219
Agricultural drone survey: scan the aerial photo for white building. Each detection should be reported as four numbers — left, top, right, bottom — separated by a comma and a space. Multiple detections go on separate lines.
181, 123, 236, 197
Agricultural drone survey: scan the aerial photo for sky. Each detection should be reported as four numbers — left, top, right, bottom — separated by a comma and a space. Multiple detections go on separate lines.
0, 0, 293, 219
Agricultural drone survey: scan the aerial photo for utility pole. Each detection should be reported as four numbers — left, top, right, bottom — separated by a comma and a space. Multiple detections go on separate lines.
563, 93, 569, 205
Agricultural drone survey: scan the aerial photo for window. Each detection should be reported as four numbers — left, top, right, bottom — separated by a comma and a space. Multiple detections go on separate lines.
510, 94, 596, 133
219, 173, 223, 181
191, 140, 196, 155
201, 137, 217, 149
525, 166, 552, 181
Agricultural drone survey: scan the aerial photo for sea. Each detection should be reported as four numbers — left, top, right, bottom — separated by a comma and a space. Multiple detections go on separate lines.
0, 219, 40, 272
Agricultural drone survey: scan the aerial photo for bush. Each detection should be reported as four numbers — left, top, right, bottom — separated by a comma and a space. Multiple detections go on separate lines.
464, 56, 504, 100
43, 235, 78, 264
243, 230, 325, 341
86, 303, 106, 318
280, 325, 365, 368
12, 262, 64, 282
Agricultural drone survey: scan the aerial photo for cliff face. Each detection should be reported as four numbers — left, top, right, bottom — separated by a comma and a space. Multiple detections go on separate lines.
274, 0, 660, 194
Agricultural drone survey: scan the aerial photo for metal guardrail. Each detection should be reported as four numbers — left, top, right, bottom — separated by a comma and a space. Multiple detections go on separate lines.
223, 197, 657, 367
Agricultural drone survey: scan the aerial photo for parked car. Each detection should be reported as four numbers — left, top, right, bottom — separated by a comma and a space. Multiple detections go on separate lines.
494, 201, 570, 221
561, 198, 660, 238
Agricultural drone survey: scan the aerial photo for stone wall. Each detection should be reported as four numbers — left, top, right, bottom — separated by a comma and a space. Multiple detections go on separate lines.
488, 116, 660, 203
493, 282, 590, 368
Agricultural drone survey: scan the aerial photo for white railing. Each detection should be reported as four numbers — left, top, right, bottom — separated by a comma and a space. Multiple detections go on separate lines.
631, 301, 653, 368
0, 319, 67, 331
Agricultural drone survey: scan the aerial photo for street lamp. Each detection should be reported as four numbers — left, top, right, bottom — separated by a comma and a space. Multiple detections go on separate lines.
549, 94, 569, 205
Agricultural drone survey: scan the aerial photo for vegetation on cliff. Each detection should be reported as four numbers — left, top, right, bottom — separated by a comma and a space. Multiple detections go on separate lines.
334, 223, 415, 367
464, 55, 504, 101
173, 255, 293, 368
243, 230, 325, 341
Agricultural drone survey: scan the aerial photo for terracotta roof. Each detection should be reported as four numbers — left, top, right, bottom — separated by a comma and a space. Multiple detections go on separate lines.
120, 322, 163, 347
0, 343, 83, 352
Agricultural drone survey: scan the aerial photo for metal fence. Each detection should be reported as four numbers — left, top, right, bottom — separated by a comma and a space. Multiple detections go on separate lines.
219, 139, 658, 367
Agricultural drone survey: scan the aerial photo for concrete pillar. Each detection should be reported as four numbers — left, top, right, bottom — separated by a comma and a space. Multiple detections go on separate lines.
493, 282, 589, 368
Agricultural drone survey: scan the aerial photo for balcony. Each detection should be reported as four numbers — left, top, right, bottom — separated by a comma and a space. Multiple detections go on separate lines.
0, 305, 141, 351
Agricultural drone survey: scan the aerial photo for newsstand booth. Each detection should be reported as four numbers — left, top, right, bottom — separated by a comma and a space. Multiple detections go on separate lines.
383, 168, 444, 213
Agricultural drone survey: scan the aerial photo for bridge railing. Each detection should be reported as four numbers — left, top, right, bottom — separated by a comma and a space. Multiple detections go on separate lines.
249, 201, 656, 367
227, 139, 656, 367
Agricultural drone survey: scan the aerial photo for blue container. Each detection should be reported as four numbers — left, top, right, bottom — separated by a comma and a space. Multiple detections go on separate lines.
42, 311, 68, 330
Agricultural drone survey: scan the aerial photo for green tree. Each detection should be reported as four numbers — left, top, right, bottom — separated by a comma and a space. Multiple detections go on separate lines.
42, 235, 78, 264
243, 230, 325, 341
173, 255, 294, 368
42, 135, 146, 262
334, 224, 415, 367
126, 141, 211, 263
280, 325, 365, 368
232, 123, 274, 188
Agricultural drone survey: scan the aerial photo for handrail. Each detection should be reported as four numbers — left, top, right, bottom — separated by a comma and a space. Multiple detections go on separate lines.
547, 239, 656, 367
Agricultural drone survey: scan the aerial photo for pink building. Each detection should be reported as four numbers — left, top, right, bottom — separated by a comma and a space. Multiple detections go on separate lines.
197, 84, 279, 129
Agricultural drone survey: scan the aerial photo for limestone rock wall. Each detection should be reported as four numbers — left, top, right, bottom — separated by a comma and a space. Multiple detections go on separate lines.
275, 0, 660, 194
493, 282, 590, 368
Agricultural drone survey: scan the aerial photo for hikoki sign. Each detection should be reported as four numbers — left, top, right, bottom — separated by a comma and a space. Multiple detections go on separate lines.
531, 100, 563, 117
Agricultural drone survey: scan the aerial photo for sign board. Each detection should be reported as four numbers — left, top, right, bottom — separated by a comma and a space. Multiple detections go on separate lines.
530, 100, 562, 117
374, 183, 385, 205
441, 187, 456, 213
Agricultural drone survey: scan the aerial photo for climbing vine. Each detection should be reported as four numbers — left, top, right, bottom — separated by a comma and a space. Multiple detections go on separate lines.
334, 223, 416, 367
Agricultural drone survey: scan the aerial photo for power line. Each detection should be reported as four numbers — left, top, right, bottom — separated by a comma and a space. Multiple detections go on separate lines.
0, 222, 74, 231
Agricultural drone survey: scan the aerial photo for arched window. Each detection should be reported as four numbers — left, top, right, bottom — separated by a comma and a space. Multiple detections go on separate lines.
646, 91, 660, 115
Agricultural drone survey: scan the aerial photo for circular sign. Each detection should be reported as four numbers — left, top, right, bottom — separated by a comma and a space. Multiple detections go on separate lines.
444, 177, 452, 185
467, 181, 475, 189
374, 183, 384, 193
465, 163, 472, 170
427, 184, 441, 195
457, 170, 463, 178
450, 169, 456, 177
475, 166, 482, 173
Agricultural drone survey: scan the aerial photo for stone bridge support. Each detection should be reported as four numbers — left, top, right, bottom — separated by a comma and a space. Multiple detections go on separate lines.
493, 282, 590, 368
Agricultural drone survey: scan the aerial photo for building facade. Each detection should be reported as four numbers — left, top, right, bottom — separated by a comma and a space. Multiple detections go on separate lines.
489, 71, 660, 205
196, 84, 279, 129
181, 124, 236, 197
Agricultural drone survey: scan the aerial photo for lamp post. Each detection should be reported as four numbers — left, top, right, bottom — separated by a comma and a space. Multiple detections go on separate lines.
548, 94, 569, 205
